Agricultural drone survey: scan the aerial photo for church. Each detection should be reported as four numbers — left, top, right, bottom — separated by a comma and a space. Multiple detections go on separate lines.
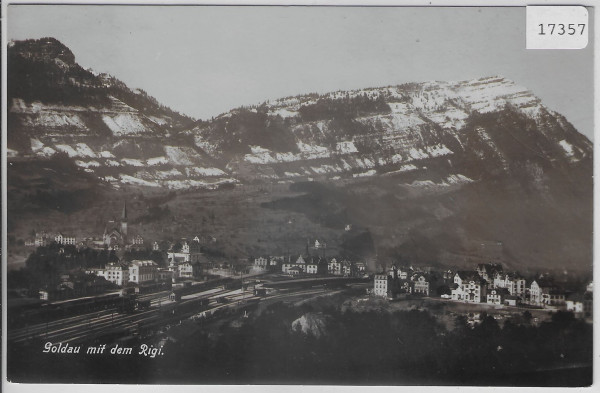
103, 203, 129, 249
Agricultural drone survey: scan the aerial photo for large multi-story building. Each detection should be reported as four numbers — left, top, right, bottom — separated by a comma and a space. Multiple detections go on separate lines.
55, 233, 77, 245
374, 274, 389, 297
510, 275, 527, 296
128, 260, 158, 284
97, 262, 130, 286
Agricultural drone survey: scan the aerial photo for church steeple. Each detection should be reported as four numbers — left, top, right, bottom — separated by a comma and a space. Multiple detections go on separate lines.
121, 202, 128, 239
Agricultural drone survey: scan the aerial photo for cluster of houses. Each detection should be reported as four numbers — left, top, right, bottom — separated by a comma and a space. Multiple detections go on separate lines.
25, 204, 145, 251
251, 254, 367, 277
373, 262, 593, 316
163, 237, 212, 280
26, 231, 78, 247
26, 202, 222, 287
83, 236, 217, 287
373, 266, 434, 297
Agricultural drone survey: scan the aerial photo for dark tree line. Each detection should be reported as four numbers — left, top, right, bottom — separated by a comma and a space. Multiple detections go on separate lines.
298, 94, 391, 122
9, 243, 119, 291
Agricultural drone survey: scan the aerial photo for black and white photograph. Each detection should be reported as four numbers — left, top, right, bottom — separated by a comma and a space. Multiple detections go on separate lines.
3, 2, 596, 389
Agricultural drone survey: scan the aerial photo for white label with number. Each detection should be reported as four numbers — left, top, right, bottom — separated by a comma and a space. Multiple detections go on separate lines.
526, 6, 588, 50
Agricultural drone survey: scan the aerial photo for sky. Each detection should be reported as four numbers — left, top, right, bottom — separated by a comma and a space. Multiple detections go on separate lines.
7, 5, 595, 140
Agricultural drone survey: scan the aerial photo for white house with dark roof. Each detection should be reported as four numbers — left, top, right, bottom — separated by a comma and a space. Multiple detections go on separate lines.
452, 271, 487, 303
282, 255, 306, 274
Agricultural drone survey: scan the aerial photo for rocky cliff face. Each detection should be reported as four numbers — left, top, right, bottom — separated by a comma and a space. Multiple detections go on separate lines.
9, 38, 590, 191
189, 76, 591, 186
8, 38, 234, 190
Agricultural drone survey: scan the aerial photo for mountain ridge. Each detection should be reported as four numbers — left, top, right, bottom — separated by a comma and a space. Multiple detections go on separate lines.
8, 38, 591, 190
6, 37, 593, 271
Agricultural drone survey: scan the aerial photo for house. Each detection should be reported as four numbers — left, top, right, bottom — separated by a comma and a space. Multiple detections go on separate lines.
131, 235, 144, 245
487, 287, 509, 305
253, 257, 269, 271
282, 255, 307, 274
178, 262, 195, 279
397, 268, 408, 280
269, 256, 284, 267
528, 280, 542, 305
530, 279, 565, 307
168, 260, 197, 280
566, 293, 584, 314
97, 262, 130, 286
314, 239, 326, 249
55, 233, 76, 245
504, 295, 519, 307
399, 279, 412, 294
387, 265, 398, 279
342, 260, 353, 276
288, 266, 303, 276
39, 290, 49, 300
452, 271, 487, 303
354, 262, 367, 276
442, 269, 454, 281
128, 260, 158, 284
374, 274, 389, 297
476, 263, 503, 282
306, 258, 319, 274
167, 238, 203, 264
35, 232, 51, 247
328, 258, 342, 275
412, 274, 430, 296
157, 268, 173, 282
541, 288, 566, 307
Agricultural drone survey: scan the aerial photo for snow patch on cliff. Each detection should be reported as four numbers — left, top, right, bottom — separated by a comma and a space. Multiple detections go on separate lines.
559, 140, 574, 157
147, 156, 169, 166
102, 113, 147, 136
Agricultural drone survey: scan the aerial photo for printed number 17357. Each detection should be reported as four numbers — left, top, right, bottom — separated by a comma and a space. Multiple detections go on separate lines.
538, 23, 585, 35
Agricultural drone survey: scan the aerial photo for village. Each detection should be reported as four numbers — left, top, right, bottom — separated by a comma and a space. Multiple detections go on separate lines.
373, 263, 593, 318
16, 203, 593, 326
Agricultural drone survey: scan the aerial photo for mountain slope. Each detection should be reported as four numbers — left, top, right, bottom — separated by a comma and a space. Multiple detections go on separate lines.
8, 37, 235, 190
190, 76, 591, 185
6, 38, 592, 271
188, 77, 592, 271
